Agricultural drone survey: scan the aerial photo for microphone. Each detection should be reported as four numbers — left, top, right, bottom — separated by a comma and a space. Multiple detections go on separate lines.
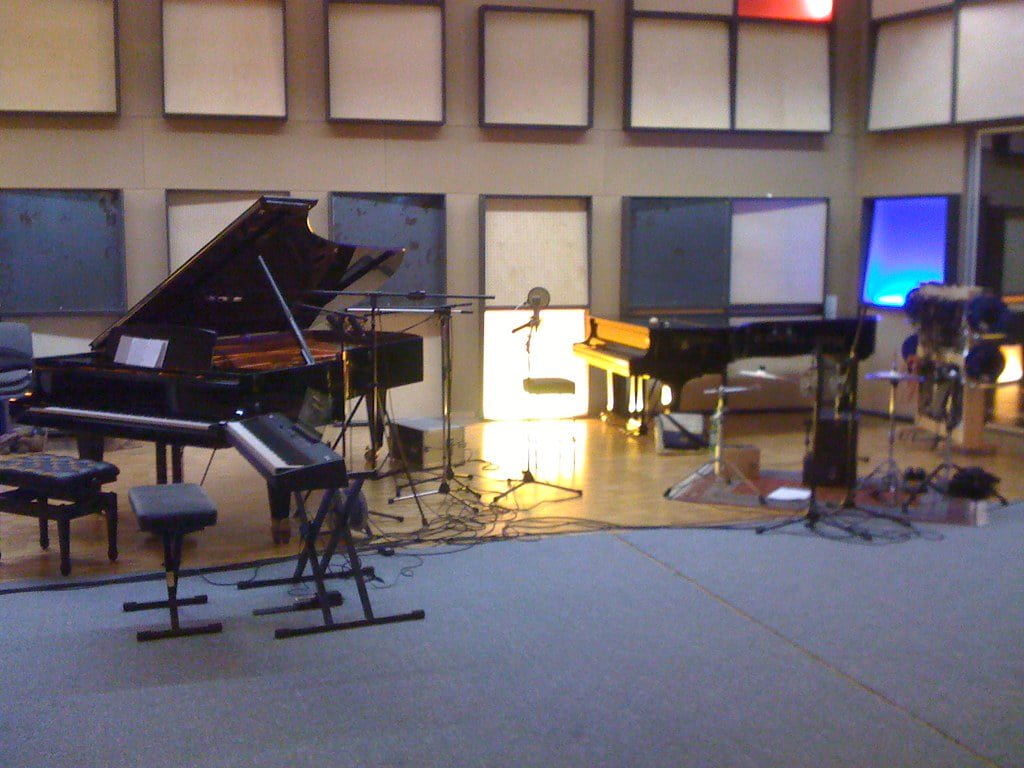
529, 295, 542, 328
512, 287, 551, 334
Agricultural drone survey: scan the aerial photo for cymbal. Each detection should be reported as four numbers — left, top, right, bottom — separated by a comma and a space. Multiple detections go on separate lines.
703, 385, 753, 395
866, 369, 923, 382
738, 367, 790, 382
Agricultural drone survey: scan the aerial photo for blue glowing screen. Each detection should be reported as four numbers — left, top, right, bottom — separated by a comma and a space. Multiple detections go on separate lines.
861, 196, 952, 308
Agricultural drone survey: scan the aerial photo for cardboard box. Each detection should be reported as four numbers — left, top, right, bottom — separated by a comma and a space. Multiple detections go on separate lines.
720, 444, 760, 482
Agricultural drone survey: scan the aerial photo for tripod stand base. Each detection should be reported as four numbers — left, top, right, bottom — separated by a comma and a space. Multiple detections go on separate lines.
492, 470, 582, 505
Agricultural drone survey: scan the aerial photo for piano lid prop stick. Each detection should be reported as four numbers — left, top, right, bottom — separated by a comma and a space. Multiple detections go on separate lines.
257, 255, 314, 366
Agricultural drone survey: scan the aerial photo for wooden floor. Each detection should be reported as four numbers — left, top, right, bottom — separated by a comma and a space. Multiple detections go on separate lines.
1, 412, 1022, 584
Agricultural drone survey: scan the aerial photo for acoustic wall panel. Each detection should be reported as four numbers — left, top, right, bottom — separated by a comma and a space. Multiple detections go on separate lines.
482, 197, 589, 308
0, 0, 117, 114
622, 198, 731, 316
327, 1, 444, 123
729, 199, 827, 306
329, 192, 446, 303
868, 12, 953, 130
628, 17, 730, 130
735, 23, 830, 132
162, 0, 286, 118
480, 7, 592, 128
955, 0, 1024, 124
0, 189, 126, 315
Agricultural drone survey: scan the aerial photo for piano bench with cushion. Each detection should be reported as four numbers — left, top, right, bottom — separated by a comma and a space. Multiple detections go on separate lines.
523, 377, 576, 396
122, 483, 222, 642
0, 454, 119, 576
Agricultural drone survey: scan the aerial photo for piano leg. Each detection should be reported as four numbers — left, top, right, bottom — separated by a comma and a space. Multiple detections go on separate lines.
76, 433, 105, 462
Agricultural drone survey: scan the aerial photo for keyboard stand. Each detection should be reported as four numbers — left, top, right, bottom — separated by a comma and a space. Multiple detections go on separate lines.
245, 473, 425, 639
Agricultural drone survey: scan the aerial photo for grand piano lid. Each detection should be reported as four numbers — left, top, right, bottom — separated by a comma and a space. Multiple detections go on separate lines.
93, 196, 403, 349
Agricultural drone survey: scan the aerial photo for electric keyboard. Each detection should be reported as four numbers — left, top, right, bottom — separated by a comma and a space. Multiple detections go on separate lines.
225, 413, 347, 494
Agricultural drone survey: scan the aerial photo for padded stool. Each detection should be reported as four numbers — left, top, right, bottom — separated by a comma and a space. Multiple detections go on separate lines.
122, 483, 222, 642
0, 454, 119, 576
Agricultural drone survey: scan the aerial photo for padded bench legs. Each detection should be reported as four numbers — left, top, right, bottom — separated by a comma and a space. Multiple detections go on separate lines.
123, 527, 223, 642
123, 483, 221, 642
0, 488, 118, 576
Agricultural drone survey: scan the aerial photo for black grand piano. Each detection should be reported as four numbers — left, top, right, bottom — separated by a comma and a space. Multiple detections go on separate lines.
18, 197, 423, 540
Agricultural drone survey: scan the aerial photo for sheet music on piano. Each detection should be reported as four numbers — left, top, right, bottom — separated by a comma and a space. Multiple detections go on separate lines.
113, 335, 169, 368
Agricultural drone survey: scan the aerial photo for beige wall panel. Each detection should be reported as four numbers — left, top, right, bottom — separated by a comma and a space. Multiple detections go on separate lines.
871, 0, 952, 19
603, 138, 841, 198
0, 0, 117, 113
629, 17, 730, 130
162, 0, 286, 118
117, 1, 163, 117
141, 123, 388, 191
0, 121, 144, 188
735, 24, 831, 132
868, 13, 953, 131
442, 194, 483, 415
634, 0, 733, 11
385, 129, 605, 195
588, 195, 622, 318
482, 9, 590, 127
284, 1, 328, 122
328, 3, 444, 123
955, 0, 1024, 124
857, 129, 967, 195
123, 189, 172, 308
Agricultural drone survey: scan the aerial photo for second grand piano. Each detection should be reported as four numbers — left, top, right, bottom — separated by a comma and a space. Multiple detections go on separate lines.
574, 314, 877, 432
18, 197, 423, 540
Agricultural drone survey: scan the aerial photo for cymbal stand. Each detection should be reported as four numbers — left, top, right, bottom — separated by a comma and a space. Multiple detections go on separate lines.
858, 371, 908, 508
687, 381, 763, 500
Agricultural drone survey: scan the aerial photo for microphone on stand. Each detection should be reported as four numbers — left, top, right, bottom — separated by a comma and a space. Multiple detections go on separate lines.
512, 286, 551, 334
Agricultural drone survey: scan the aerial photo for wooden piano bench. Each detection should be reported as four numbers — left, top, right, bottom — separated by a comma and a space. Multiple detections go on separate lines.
122, 483, 222, 642
0, 454, 119, 576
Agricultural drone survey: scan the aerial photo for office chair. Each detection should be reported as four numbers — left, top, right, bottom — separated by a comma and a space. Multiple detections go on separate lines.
0, 322, 33, 437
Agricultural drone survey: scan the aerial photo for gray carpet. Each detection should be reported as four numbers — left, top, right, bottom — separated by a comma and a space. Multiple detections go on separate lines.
1, 509, 1021, 768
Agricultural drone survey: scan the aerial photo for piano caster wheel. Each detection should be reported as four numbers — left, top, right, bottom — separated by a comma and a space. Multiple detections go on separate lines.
271, 519, 291, 544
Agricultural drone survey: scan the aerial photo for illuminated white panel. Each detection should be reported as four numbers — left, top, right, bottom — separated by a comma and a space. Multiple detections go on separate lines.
735, 23, 830, 132
483, 197, 589, 308
955, 0, 1024, 124
729, 199, 827, 305
868, 12, 953, 130
482, 309, 589, 421
629, 17, 730, 130
328, 2, 443, 122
